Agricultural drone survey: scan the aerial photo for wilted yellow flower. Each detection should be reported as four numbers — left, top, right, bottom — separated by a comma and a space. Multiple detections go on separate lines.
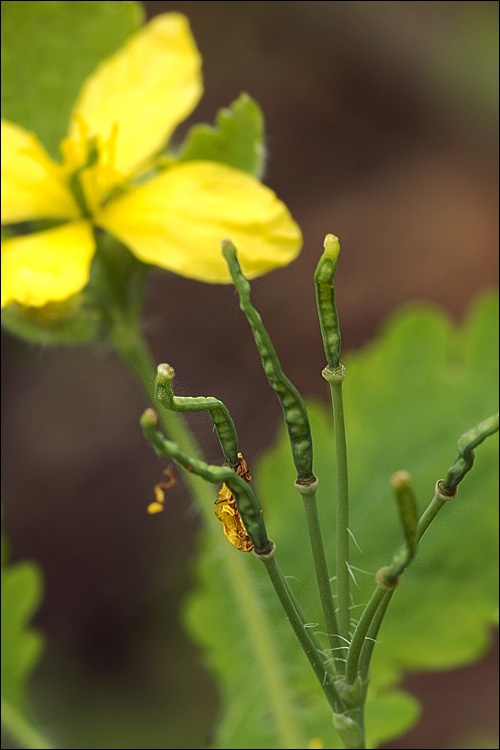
1, 13, 301, 309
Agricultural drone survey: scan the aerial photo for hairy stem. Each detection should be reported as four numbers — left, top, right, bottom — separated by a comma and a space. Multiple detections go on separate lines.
258, 551, 345, 714
328, 375, 351, 651
295, 478, 341, 666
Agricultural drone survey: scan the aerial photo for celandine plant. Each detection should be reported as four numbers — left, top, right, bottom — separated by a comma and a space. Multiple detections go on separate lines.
140, 237, 498, 750
1, 3, 498, 750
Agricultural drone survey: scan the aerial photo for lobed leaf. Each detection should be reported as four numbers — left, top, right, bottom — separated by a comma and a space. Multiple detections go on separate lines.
178, 94, 266, 178
185, 293, 499, 748
1, 545, 47, 748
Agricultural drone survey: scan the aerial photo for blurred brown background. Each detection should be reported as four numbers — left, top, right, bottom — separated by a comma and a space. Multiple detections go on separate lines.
1, 2, 498, 748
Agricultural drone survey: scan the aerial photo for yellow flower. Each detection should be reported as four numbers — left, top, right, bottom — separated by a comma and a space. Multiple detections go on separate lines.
1, 13, 301, 309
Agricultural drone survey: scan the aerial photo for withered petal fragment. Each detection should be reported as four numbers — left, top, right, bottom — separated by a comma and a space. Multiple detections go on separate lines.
215, 454, 254, 552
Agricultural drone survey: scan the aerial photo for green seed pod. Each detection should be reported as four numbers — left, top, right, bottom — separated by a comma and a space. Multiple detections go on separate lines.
314, 234, 341, 369
222, 240, 314, 482
382, 471, 419, 584
391, 471, 418, 559
155, 363, 240, 468
140, 408, 271, 554
442, 412, 499, 492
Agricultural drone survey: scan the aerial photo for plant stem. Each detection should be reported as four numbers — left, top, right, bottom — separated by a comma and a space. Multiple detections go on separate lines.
329, 376, 351, 652
109, 319, 210, 499
416, 491, 446, 543
345, 586, 387, 684
348, 484, 458, 683
259, 551, 345, 714
224, 552, 307, 749
295, 478, 341, 667
358, 590, 394, 681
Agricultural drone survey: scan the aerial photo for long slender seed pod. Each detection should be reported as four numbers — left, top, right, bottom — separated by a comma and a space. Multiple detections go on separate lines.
222, 240, 314, 482
141, 408, 271, 554
155, 363, 240, 468
383, 471, 419, 584
314, 234, 341, 369
442, 412, 499, 492
316, 234, 351, 643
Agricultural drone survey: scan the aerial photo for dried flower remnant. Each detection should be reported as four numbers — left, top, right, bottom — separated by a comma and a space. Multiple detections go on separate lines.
147, 466, 176, 515
215, 453, 254, 552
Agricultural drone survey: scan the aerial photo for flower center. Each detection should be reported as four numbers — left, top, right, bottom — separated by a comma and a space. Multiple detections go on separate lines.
61, 114, 122, 218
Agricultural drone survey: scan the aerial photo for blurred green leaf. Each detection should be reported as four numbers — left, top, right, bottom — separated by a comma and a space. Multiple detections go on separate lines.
1, 546, 48, 748
178, 94, 266, 177
185, 293, 498, 749
1, 0, 143, 157
430, 3, 499, 120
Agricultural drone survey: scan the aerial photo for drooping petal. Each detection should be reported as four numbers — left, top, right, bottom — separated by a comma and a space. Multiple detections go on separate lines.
70, 13, 202, 178
1, 221, 95, 308
1, 120, 80, 224
96, 161, 302, 282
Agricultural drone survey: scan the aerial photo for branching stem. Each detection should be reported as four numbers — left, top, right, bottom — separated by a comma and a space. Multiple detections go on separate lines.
258, 550, 345, 714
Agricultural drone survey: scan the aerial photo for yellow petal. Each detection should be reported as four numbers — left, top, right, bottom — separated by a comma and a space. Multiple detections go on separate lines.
97, 161, 302, 282
1, 221, 95, 308
1, 120, 80, 224
70, 13, 202, 177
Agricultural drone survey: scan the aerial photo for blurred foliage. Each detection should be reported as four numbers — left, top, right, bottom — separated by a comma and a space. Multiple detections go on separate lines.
430, 2, 499, 119
185, 293, 498, 749
451, 731, 499, 750
1, 0, 143, 156
178, 93, 265, 178
1, 538, 46, 748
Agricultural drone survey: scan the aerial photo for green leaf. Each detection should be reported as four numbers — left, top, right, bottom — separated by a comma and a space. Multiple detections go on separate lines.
178, 94, 266, 177
1, 546, 48, 749
185, 292, 498, 749
1, 1, 143, 157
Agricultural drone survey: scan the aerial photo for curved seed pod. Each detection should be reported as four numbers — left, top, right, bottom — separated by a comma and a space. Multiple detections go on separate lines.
314, 234, 341, 369
222, 240, 314, 482
141, 408, 271, 554
155, 363, 239, 468
442, 412, 499, 492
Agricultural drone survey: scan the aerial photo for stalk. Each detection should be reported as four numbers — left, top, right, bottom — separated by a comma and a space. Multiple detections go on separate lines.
295, 478, 341, 665
258, 549, 345, 715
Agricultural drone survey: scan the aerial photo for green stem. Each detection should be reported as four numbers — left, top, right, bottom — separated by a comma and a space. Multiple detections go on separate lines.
358, 590, 394, 681
348, 484, 458, 683
416, 491, 447, 543
224, 552, 307, 749
327, 374, 351, 651
345, 586, 387, 684
1, 697, 54, 749
295, 478, 341, 667
108, 319, 207, 484
259, 551, 345, 714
